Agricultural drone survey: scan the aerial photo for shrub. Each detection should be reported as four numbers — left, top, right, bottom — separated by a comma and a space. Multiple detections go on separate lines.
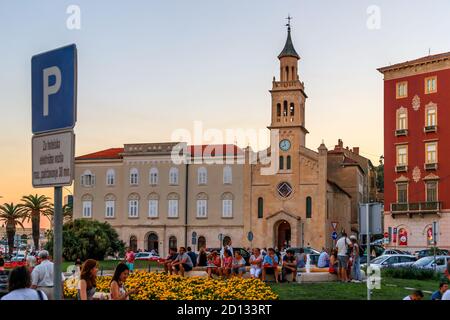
45, 219, 125, 261
382, 267, 441, 281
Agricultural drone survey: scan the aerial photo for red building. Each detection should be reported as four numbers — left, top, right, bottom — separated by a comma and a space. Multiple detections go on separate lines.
378, 52, 450, 251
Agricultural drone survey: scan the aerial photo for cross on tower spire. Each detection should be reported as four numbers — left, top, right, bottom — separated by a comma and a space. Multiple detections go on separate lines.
286, 14, 292, 32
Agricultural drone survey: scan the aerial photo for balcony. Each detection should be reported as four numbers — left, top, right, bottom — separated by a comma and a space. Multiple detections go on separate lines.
424, 125, 437, 133
390, 201, 441, 218
424, 163, 438, 171
395, 129, 408, 136
395, 165, 408, 173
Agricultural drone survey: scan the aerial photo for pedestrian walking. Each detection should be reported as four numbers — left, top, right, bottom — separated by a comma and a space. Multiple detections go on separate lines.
31, 250, 63, 300
350, 236, 362, 283
1, 266, 47, 300
335, 232, 352, 282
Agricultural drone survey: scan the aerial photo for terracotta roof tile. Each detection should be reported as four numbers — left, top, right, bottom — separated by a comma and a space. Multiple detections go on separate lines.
76, 148, 124, 160
378, 51, 450, 73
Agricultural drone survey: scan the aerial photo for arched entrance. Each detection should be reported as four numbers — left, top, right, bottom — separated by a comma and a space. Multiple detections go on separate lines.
275, 220, 291, 249
147, 233, 159, 252
129, 235, 137, 252
198, 236, 206, 251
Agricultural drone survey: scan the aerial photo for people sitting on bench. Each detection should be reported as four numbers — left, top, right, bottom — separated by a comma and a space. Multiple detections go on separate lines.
206, 251, 221, 278
249, 248, 263, 279
171, 247, 193, 277
281, 249, 297, 282
231, 251, 246, 278
262, 248, 279, 283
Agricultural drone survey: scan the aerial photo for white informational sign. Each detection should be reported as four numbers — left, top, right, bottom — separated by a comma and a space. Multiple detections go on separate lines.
32, 130, 75, 187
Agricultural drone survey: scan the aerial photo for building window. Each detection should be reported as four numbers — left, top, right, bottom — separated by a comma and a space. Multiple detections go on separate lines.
169, 167, 179, 185
397, 183, 408, 203
257, 197, 263, 219
105, 200, 115, 218
426, 105, 437, 127
277, 182, 293, 198
148, 193, 159, 218
306, 196, 312, 218
223, 166, 232, 184
169, 236, 177, 250
286, 155, 291, 170
283, 101, 288, 116
277, 103, 281, 117
396, 108, 407, 130
81, 170, 95, 187
396, 145, 408, 166
425, 76, 437, 94
129, 168, 139, 185
426, 181, 438, 202
82, 200, 92, 218
197, 167, 207, 185
221, 192, 234, 218
279, 156, 284, 170
425, 142, 437, 164
106, 169, 115, 186
128, 200, 139, 218
289, 103, 295, 116
396, 81, 408, 99
149, 167, 158, 185
196, 193, 208, 218
167, 193, 179, 218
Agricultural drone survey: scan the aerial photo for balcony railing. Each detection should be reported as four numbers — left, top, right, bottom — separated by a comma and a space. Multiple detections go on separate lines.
391, 201, 441, 216
424, 125, 437, 133
424, 163, 438, 171
395, 165, 408, 173
395, 129, 408, 136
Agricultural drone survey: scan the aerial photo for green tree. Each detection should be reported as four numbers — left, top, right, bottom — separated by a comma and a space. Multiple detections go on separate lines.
0, 203, 27, 255
45, 219, 125, 261
21, 194, 50, 250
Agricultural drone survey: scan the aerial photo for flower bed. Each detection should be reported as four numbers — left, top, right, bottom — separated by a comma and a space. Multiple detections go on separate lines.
64, 271, 278, 300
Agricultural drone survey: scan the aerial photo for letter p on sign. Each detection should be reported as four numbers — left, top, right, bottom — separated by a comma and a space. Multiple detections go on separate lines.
32, 44, 77, 134
43, 66, 61, 117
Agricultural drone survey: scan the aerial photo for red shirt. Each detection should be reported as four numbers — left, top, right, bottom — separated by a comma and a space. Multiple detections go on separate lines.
126, 252, 135, 263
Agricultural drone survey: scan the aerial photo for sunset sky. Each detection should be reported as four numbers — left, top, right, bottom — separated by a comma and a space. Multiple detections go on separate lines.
1, 0, 450, 228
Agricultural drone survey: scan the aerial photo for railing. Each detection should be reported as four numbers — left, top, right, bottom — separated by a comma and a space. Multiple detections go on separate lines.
391, 201, 441, 213
424, 125, 437, 133
424, 163, 438, 170
395, 165, 407, 172
395, 129, 408, 136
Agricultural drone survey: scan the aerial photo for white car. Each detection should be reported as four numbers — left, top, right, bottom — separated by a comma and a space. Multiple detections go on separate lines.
361, 254, 416, 269
382, 249, 411, 256
410, 256, 450, 273
134, 252, 160, 261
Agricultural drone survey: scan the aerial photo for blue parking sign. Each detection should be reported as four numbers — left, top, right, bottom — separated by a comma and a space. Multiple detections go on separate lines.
332, 231, 338, 240
32, 44, 77, 134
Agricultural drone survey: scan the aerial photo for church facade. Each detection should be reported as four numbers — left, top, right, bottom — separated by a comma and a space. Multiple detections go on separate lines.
73, 25, 359, 253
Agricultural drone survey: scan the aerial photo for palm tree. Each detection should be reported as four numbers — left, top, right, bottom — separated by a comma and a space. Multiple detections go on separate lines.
0, 203, 27, 255
43, 202, 73, 228
21, 194, 50, 251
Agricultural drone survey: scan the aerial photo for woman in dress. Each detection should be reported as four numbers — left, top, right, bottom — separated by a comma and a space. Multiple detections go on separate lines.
110, 263, 137, 300
78, 259, 98, 300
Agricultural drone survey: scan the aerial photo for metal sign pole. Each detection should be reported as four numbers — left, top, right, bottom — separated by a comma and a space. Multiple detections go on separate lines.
53, 186, 63, 300
366, 203, 371, 301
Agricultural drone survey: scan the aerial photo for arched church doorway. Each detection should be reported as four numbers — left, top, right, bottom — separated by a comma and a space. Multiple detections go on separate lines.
276, 220, 291, 249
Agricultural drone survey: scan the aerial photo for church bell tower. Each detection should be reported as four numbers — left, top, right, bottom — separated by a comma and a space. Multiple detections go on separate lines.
269, 17, 308, 149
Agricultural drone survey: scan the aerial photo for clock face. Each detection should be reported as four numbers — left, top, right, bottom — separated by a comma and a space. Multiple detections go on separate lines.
279, 139, 291, 151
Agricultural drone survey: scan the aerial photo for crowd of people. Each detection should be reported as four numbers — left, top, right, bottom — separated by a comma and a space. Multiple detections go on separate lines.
1, 235, 450, 300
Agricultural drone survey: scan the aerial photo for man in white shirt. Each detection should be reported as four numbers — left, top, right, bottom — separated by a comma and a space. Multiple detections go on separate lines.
442, 288, 450, 300
220, 240, 234, 259
335, 232, 352, 282
31, 250, 55, 300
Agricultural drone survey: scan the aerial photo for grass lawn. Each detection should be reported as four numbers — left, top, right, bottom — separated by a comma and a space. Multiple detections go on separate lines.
61, 260, 160, 273
270, 277, 437, 300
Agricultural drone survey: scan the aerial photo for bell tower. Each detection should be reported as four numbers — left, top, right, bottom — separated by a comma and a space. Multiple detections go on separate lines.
269, 16, 308, 148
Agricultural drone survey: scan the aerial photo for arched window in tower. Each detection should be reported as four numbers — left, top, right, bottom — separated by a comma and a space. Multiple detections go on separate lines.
290, 103, 295, 116
277, 103, 281, 117
285, 66, 289, 81
292, 66, 295, 80
306, 196, 312, 218
283, 101, 288, 116
257, 197, 264, 219
279, 156, 284, 170
287, 155, 291, 170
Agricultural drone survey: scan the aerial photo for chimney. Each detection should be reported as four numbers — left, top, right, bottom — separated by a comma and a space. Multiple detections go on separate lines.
353, 147, 360, 155
338, 139, 343, 148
